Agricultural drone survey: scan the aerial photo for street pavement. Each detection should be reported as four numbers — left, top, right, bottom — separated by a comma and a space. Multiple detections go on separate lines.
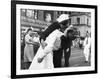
62, 47, 91, 67
21, 46, 91, 69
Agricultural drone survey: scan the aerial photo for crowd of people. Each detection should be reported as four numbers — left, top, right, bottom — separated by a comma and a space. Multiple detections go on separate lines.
21, 14, 91, 70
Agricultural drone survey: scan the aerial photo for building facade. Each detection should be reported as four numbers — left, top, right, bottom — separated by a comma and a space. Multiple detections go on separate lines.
21, 9, 91, 37
70, 12, 91, 37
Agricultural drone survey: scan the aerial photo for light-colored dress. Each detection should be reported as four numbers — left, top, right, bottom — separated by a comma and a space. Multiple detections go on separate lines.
29, 29, 64, 70
83, 37, 91, 61
24, 34, 34, 62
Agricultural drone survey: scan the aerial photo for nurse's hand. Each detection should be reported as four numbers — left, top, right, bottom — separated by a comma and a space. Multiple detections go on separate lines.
38, 57, 44, 63
40, 39, 47, 49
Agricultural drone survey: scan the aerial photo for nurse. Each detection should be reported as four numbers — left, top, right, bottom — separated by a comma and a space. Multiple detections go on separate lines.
24, 28, 35, 69
83, 32, 91, 63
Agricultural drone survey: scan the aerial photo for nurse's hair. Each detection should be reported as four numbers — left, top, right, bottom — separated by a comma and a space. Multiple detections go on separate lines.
64, 25, 73, 36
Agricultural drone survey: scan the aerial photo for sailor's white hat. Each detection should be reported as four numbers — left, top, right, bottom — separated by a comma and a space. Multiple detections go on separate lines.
57, 14, 69, 23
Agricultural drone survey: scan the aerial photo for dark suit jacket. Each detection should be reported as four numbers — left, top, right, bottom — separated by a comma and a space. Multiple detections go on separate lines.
61, 36, 72, 50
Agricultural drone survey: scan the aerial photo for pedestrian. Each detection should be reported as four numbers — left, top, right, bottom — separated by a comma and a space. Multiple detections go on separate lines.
24, 28, 35, 69
79, 37, 83, 49
83, 31, 91, 63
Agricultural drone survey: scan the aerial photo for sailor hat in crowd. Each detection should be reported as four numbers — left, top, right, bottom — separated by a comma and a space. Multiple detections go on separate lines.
57, 14, 69, 23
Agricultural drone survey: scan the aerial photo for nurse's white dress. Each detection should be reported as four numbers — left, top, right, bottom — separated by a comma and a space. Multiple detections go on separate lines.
29, 29, 64, 70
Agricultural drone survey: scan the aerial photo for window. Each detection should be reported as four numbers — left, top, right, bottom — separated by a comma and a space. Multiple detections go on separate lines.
26, 9, 38, 19
44, 11, 53, 22
21, 9, 26, 16
34, 10, 38, 19
77, 17, 80, 24
87, 18, 89, 26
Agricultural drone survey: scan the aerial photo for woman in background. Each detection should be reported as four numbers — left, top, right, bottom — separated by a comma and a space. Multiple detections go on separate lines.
24, 28, 35, 69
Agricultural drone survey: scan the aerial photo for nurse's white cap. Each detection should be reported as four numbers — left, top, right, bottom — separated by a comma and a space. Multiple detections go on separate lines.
57, 14, 69, 23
